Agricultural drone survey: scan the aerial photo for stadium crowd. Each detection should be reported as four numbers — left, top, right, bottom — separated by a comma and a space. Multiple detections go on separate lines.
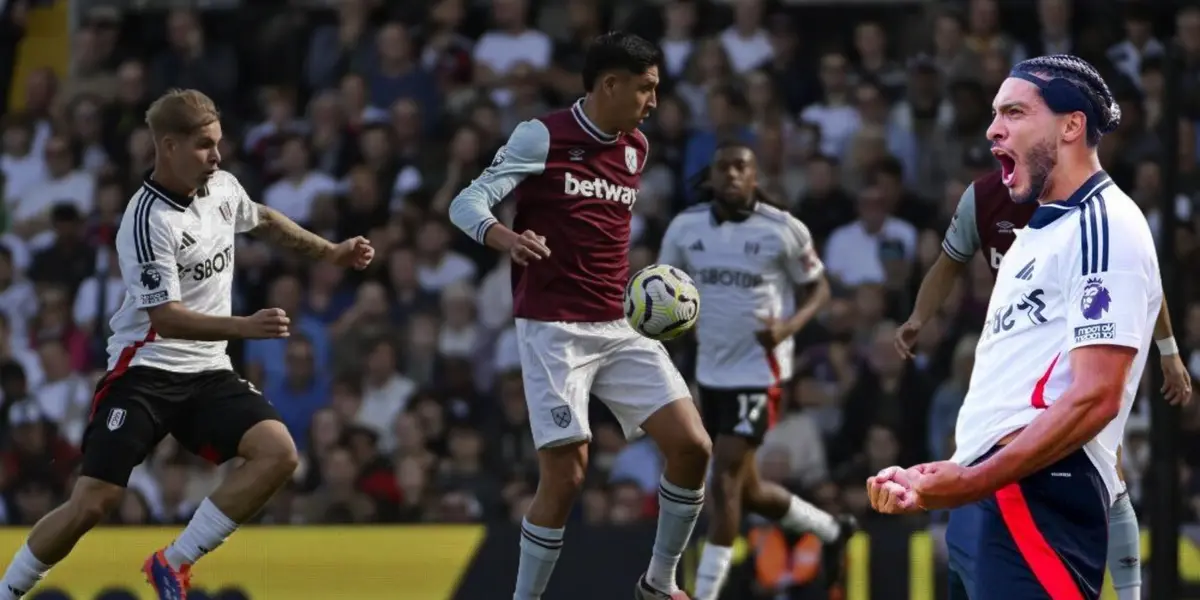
0, 0, 1199, 541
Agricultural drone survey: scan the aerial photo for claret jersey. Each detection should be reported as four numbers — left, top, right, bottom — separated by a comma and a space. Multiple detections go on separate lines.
107, 171, 260, 373
447, 99, 649, 323
950, 172, 1162, 501
658, 202, 824, 388
942, 170, 1037, 275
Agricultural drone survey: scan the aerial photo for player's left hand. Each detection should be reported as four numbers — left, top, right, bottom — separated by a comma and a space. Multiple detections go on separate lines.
755, 315, 792, 350
909, 461, 991, 510
1160, 352, 1193, 405
332, 236, 375, 270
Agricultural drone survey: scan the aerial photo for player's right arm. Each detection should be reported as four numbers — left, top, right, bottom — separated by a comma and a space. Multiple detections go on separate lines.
896, 183, 979, 358
448, 119, 552, 264
120, 207, 286, 341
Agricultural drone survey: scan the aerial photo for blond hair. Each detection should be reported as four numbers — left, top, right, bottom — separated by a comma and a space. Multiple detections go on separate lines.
145, 88, 220, 138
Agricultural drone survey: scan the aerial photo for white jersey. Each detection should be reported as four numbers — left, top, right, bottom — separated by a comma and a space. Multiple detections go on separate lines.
107, 171, 260, 373
659, 202, 824, 388
950, 172, 1162, 502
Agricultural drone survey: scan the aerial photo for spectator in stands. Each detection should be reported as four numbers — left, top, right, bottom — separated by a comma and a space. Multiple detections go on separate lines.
719, 0, 772, 74
151, 9, 238, 107
823, 185, 917, 287
306, 0, 376, 93
366, 22, 439, 124
473, 0, 551, 109
11, 136, 94, 240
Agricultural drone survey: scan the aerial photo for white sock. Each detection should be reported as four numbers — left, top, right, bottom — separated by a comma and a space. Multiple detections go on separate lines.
648, 476, 704, 593
693, 543, 733, 600
164, 498, 238, 570
778, 495, 840, 543
514, 518, 564, 600
1116, 589, 1139, 600
0, 544, 51, 599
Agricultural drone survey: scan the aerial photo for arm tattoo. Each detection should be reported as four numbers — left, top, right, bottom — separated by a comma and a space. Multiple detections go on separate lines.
250, 205, 335, 261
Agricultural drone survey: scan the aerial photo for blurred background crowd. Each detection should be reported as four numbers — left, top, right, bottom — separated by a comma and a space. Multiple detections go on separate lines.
0, 0, 1198, 550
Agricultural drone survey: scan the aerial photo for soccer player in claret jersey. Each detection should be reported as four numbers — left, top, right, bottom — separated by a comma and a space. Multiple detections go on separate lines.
896, 168, 1192, 599
868, 55, 1162, 600
658, 143, 856, 599
448, 33, 710, 600
0, 90, 374, 600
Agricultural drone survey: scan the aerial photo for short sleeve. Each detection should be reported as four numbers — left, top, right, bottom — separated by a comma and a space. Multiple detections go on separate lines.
230, 174, 261, 233
116, 204, 180, 309
1065, 203, 1156, 350
942, 183, 982, 262
781, 215, 825, 284
657, 216, 688, 270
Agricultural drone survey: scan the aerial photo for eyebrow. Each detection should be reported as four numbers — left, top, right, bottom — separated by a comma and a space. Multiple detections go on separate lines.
993, 101, 1031, 113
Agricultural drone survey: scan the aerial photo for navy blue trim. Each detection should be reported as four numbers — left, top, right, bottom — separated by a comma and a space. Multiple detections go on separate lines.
571, 99, 618, 144
142, 171, 192, 211
1027, 171, 1113, 229
1079, 196, 1110, 276
132, 190, 156, 263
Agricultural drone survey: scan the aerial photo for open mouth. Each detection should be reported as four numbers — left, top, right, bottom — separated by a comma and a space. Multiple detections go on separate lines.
993, 147, 1017, 187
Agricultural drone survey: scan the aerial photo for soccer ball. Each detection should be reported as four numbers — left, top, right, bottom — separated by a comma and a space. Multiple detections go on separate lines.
624, 264, 700, 341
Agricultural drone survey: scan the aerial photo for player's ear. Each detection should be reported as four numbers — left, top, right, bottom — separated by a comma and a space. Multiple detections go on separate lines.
1061, 112, 1086, 144
601, 72, 619, 96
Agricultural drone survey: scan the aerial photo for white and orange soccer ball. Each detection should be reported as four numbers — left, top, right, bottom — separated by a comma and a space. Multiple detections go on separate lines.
623, 264, 700, 341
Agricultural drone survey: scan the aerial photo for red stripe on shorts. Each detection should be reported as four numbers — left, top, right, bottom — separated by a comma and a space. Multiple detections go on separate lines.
995, 483, 1085, 600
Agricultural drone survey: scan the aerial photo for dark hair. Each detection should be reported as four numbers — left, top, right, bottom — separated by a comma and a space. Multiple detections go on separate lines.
870, 157, 904, 181
689, 140, 787, 209
1010, 54, 1120, 147
581, 31, 662, 92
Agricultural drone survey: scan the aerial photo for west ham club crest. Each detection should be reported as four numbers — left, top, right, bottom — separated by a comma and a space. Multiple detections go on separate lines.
625, 146, 638, 174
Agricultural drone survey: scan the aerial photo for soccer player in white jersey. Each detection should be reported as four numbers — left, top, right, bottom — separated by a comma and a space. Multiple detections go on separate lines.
658, 143, 856, 599
0, 89, 374, 600
867, 55, 1160, 600
896, 171, 1192, 600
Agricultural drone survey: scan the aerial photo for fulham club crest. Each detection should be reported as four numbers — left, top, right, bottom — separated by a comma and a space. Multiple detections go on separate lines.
219, 200, 234, 224
107, 408, 126, 431
625, 146, 638, 174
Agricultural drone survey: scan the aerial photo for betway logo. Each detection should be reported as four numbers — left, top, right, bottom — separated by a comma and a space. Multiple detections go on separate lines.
563, 172, 638, 210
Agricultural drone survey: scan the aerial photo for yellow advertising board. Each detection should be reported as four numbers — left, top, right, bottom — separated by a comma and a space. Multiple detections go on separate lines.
0, 526, 484, 600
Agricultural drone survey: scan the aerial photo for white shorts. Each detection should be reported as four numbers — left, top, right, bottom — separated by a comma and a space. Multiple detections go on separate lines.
516, 318, 691, 449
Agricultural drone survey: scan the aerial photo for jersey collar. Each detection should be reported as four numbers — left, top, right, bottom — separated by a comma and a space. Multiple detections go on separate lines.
710, 201, 756, 225
142, 170, 206, 211
1027, 170, 1113, 230
571, 98, 620, 144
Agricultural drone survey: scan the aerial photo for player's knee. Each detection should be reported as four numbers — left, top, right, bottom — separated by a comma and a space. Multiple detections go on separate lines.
667, 429, 712, 472
66, 478, 124, 528
240, 421, 300, 481
537, 444, 588, 499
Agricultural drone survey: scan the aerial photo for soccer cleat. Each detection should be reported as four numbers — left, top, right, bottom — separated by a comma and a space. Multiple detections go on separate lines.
822, 514, 860, 591
634, 574, 691, 599
143, 549, 192, 600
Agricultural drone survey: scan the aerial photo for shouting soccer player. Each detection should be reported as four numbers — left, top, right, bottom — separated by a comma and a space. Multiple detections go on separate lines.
0, 90, 374, 600
868, 55, 1161, 600
658, 142, 855, 599
896, 167, 1192, 599
449, 33, 710, 600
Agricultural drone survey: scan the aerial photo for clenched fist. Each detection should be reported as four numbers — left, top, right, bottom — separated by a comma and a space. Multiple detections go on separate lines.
242, 308, 290, 339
